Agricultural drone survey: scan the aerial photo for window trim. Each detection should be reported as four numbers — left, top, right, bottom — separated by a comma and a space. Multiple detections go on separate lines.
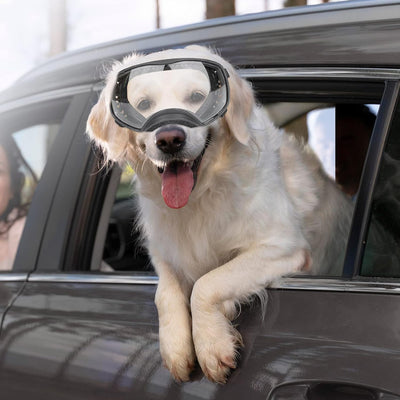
25, 272, 400, 295
28, 272, 158, 285
240, 67, 400, 81
0, 273, 28, 282
0, 85, 92, 115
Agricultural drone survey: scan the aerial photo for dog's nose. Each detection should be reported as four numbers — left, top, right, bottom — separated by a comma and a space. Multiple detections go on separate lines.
155, 127, 186, 154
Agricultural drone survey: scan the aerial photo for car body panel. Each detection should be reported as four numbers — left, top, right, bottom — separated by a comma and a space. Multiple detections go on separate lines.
1, 277, 400, 399
0, 275, 27, 322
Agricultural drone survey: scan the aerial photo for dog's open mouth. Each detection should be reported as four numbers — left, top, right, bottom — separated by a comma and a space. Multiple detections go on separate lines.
157, 135, 210, 209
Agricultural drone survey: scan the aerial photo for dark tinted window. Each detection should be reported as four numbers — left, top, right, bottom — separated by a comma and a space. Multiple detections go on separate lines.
361, 99, 400, 277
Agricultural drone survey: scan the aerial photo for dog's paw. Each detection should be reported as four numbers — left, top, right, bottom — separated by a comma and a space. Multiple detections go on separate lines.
193, 322, 243, 383
160, 332, 196, 382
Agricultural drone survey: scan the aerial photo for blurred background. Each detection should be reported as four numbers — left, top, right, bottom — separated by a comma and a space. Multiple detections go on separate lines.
0, 0, 345, 92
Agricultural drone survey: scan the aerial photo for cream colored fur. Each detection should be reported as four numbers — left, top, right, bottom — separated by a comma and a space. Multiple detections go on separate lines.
87, 45, 352, 383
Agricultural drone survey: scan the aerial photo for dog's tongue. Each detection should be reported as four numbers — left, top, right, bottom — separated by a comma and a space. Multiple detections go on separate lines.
161, 162, 194, 209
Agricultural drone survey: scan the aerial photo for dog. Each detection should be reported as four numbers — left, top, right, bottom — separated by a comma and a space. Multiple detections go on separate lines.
87, 45, 352, 383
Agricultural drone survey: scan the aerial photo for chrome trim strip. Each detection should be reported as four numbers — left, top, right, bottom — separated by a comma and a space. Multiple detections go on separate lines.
26, 273, 400, 294
0, 273, 28, 282
28, 273, 159, 285
275, 277, 400, 294
240, 67, 400, 81
0, 84, 93, 114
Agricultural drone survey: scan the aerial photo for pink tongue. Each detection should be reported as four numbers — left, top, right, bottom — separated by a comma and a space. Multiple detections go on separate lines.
161, 162, 194, 209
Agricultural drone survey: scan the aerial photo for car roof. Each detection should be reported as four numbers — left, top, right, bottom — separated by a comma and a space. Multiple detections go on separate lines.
1, 0, 400, 106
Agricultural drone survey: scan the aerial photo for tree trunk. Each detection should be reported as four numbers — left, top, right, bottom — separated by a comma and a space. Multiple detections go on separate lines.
156, 0, 161, 28
49, 0, 67, 56
284, 0, 307, 7
206, 0, 235, 19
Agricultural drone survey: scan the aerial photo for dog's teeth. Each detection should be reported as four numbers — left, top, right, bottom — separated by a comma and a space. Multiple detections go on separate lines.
158, 166, 164, 173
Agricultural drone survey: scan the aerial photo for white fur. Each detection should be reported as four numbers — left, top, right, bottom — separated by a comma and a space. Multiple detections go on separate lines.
87, 45, 353, 383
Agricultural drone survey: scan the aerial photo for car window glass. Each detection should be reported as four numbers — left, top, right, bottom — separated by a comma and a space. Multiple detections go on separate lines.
361, 101, 400, 278
266, 102, 379, 197
0, 99, 70, 271
307, 107, 335, 179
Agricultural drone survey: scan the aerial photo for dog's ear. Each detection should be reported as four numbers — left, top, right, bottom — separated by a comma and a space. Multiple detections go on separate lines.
87, 55, 143, 164
87, 89, 131, 164
223, 68, 255, 146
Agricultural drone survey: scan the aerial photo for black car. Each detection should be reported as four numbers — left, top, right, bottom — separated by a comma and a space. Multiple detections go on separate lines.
1, 1, 400, 398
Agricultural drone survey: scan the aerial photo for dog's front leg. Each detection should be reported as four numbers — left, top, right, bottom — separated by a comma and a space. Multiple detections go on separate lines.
191, 246, 308, 383
153, 257, 195, 382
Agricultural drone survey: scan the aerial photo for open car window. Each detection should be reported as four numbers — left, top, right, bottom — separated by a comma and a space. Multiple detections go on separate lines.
90, 83, 384, 277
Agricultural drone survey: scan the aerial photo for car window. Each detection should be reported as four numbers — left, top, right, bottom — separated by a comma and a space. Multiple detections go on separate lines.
91, 100, 381, 276
361, 99, 400, 278
0, 98, 71, 271
85, 73, 387, 278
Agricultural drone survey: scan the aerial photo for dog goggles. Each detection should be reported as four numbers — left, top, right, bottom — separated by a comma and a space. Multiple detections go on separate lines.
110, 58, 230, 132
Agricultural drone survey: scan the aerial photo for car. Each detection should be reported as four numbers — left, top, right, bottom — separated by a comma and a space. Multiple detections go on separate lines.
1, 0, 400, 398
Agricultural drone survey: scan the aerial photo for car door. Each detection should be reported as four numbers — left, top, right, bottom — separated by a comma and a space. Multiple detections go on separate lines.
1, 70, 400, 400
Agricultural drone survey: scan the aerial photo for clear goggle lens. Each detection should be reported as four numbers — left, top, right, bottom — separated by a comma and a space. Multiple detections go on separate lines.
110, 59, 230, 132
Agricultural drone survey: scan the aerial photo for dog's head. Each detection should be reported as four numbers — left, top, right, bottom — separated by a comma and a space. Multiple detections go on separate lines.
87, 45, 255, 209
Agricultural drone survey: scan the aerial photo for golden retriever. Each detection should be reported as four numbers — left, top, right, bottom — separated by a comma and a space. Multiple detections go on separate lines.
87, 45, 352, 383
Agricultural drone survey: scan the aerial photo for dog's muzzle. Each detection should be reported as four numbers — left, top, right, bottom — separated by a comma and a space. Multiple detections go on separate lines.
156, 127, 212, 209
